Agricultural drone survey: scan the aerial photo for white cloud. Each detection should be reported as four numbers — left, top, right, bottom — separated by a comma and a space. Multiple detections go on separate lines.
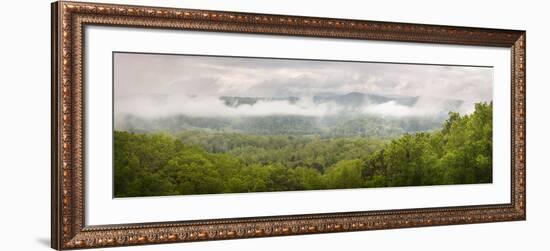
116, 95, 343, 118
116, 95, 477, 119
114, 52, 492, 120
114, 53, 493, 102
362, 97, 475, 117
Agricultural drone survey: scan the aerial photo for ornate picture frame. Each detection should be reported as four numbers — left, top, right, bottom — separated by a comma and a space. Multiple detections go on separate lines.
51, 1, 526, 249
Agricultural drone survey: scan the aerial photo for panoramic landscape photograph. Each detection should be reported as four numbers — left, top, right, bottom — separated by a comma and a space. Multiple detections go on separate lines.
113, 52, 493, 198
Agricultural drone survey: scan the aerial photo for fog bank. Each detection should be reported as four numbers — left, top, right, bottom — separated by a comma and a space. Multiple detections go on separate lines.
115, 94, 476, 119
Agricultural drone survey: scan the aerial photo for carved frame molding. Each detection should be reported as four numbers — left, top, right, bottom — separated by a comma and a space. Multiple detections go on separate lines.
51, 1, 526, 249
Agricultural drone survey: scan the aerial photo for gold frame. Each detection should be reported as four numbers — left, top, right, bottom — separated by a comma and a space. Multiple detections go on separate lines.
51, 1, 526, 249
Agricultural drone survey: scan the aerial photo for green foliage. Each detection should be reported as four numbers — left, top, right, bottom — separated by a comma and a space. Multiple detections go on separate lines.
324, 159, 364, 189
362, 102, 493, 187
114, 103, 493, 197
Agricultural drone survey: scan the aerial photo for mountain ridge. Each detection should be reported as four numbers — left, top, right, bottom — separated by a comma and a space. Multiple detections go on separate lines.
220, 91, 463, 108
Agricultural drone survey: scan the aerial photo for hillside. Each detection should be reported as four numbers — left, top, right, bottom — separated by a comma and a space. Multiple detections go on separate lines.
116, 92, 471, 137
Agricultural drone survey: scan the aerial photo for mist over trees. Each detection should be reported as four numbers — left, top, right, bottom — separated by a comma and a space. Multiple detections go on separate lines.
115, 92, 471, 138
114, 102, 492, 197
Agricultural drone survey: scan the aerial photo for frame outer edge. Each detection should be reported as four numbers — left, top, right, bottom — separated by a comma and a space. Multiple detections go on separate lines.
51, 1, 62, 250
512, 32, 526, 220
520, 32, 526, 220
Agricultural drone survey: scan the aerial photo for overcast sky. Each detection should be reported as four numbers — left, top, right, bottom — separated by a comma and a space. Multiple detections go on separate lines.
114, 52, 493, 102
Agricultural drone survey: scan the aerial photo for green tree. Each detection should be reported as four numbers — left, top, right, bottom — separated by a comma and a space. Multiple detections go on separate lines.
324, 159, 364, 189
113, 102, 493, 197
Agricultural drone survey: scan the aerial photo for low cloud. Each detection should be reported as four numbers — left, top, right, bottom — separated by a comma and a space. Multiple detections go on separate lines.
362, 97, 475, 117
115, 95, 476, 119
116, 95, 341, 118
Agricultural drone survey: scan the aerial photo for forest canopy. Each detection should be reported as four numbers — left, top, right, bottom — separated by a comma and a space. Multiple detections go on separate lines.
114, 102, 492, 197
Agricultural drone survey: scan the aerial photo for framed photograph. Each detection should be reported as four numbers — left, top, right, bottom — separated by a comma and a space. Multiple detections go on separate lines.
51, 1, 526, 249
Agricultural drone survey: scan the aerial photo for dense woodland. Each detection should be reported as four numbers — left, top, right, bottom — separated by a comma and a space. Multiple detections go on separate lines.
114, 103, 492, 197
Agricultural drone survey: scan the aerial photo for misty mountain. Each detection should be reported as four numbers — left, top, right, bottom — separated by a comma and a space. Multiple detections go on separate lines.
315, 92, 394, 106
221, 92, 463, 110
116, 113, 447, 138
115, 92, 476, 137
221, 92, 399, 107
220, 96, 300, 107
